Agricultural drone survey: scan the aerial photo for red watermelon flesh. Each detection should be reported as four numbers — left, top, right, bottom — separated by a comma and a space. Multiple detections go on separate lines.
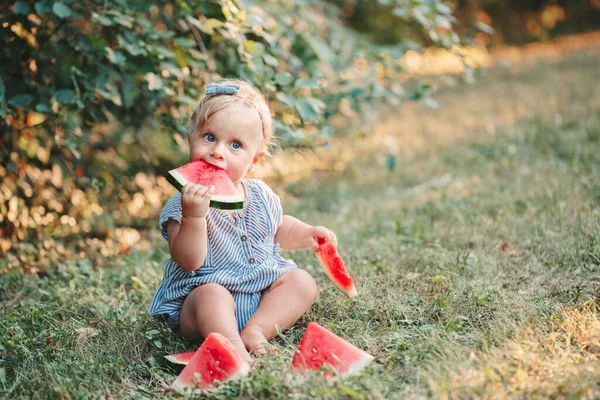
165, 350, 195, 365
172, 333, 250, 394
315, 239, 357, 298
291, 322, 374, 378
166, 159, 244, 210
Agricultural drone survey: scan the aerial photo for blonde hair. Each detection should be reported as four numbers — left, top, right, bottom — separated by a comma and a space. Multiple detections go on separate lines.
189, 79, 276, 155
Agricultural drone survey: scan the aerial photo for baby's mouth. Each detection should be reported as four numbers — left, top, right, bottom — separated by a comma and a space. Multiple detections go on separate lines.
204, 160, 225, 170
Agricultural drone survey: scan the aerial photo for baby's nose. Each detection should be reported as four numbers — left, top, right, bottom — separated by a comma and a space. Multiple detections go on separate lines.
210, 148, 224, 160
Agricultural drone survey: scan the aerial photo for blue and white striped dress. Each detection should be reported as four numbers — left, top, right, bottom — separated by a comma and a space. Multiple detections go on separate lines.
149, 179, 298, 332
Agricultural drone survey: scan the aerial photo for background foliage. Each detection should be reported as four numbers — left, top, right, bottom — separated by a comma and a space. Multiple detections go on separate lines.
332, 0, 600, 46
2, 0, 597, 273
1, 0, 459, 273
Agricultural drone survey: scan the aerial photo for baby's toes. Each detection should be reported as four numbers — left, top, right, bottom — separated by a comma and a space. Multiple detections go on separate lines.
240, 326, 268, 353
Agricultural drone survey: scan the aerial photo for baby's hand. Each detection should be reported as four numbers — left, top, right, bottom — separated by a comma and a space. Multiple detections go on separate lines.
181, 183, 215, 219
304, 226, 338, 252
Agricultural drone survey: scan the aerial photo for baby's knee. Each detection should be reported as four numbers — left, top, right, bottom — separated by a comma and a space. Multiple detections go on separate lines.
290, 269, 318, 301
191, 283, 235, 307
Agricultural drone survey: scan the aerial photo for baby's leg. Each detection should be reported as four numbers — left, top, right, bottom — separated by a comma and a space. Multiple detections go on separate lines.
179, 283, 251, 363
240, 269, 318, 352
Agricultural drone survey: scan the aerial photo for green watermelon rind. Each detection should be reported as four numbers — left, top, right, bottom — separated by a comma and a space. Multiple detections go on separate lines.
164, 351, 195, 365
166, 169, 244, 210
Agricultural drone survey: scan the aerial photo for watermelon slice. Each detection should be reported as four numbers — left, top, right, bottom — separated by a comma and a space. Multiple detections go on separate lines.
172, 333, 250, 394
290, 322, 374, 378
166, 159, 244, 210
315, 239, 358, 298
165, 350, 195, 365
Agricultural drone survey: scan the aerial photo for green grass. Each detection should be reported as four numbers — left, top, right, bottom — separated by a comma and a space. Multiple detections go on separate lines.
2, 50, 600, 399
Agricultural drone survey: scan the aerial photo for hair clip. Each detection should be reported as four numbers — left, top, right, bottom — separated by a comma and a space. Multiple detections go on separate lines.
204, 82, 241, 95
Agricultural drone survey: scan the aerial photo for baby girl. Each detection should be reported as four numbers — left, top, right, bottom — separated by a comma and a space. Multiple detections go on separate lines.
149, 79, 337, 362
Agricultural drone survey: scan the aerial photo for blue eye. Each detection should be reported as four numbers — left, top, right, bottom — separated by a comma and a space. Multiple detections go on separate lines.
231, 141, 241, 150
205, 134, 215, 142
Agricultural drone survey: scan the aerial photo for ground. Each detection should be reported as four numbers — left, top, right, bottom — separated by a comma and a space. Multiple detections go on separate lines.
1, 43, 600, 399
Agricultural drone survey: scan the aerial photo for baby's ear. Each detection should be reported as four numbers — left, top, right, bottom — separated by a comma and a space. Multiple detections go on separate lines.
252, 150, 266, 165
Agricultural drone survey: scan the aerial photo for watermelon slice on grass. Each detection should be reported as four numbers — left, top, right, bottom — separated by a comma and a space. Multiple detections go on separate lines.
172, 333, 250, 394
167, 159, 244, 210
315, 239, 358, 298
290, 322, 373, 378
165, 350, 195, 365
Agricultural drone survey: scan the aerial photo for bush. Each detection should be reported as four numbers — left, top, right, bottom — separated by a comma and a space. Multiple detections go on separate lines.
0, 0, 459, 272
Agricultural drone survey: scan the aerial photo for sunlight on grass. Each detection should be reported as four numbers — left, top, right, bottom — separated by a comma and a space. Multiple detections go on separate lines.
431, 303, 600, 399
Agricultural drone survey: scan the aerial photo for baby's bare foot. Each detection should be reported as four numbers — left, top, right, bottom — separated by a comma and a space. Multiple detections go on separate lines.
240, 324, 269, 356
229, 337, 253, 364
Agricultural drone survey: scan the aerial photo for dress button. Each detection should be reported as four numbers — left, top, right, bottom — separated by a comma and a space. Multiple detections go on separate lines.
241, 235, 247, 241
249, 258, 255, 264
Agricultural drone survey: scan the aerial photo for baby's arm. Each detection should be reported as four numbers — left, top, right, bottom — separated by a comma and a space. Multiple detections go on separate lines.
274, 215, 337, 251
167, 183, 214, 271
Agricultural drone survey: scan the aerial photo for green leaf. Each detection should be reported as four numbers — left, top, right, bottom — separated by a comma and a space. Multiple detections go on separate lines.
392, 7, 407, 18
306, 36, 334, 63
386, 155, 397, 171
89, 35, 107, 49
34, 1, 51, 13
145, 329, 159, 339
161, 62, 184, 78
435, 15, 452, 29
295, 78, 320, 89
276, 92, 296, 107
14, 1, 30, 15
305, 97, 326, 112
113, 13, 133, 28
105, 48, 126, 66
96, 85, 122, 106
263, 54, 279, 67
173, 38, 195, 47
274, 72, 294, 86
8, 94, 34, 107
52, 2, 71, 18
94, 14, 113, 26
295, 100, 319, 122
243, 40, 265, 56
35, 103, 50, 112
252, 42, 265, 56
145, 73, 163, 91
154, 45, 175, 59
200, 18, 224, 35
188, 17, 224, 35
120, 38, 146, 57
53, 89, 77, 105
474, 21, 494, 34
121, 74, 139, 108
437, 3, 452, 14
